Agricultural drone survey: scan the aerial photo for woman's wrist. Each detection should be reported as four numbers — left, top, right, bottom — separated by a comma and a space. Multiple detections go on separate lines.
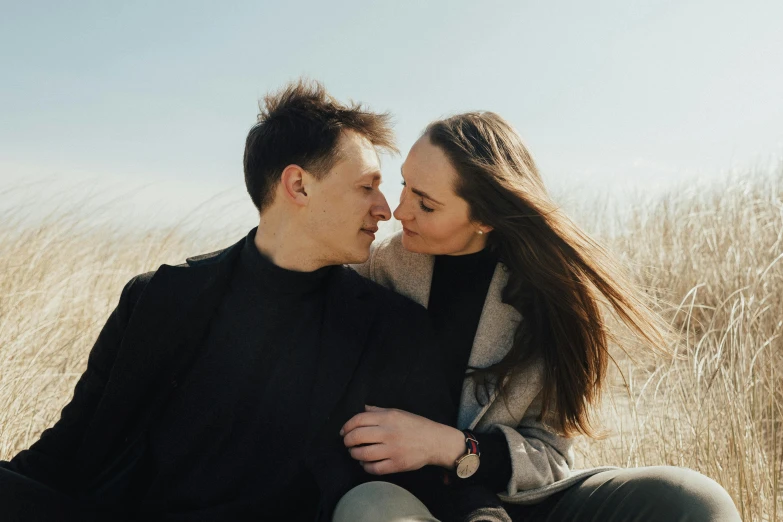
433, 424, 468, 469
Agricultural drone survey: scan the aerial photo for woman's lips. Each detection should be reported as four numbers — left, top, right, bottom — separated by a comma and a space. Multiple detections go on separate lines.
402, 226, 418, 237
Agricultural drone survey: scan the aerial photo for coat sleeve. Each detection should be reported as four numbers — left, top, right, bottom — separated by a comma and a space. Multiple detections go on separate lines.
0, 274, 149, 491
438, 373, 575, 499
492, 420, 574, 498
476, 362, 575, 499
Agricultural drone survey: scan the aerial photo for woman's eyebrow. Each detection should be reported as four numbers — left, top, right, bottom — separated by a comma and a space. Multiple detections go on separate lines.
411, 188, 444, 206
401, 166, 444, 206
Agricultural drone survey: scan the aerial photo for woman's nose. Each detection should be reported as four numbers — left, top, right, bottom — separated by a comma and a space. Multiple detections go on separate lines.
393, 190, 411, 222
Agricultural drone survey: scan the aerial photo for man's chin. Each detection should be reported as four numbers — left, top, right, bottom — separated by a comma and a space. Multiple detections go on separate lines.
345, 249, 370, 265
334, 242, 371, 266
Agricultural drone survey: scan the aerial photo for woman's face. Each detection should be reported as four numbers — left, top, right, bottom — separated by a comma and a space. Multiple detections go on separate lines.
393, 136, 491, 256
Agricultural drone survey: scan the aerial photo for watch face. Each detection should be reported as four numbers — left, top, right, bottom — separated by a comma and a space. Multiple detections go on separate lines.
456, 454, 480, 479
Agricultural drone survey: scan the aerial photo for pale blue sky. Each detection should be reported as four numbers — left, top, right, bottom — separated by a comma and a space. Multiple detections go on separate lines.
1, 0, 781, 222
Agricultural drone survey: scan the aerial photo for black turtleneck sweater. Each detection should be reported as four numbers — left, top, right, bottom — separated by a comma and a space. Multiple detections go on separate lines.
139, 229, 331, 521
428, 247, 513, 492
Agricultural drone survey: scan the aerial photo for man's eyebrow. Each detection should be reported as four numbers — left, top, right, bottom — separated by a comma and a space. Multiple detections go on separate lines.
360, 172, 382, 183
401, 166, 444, 206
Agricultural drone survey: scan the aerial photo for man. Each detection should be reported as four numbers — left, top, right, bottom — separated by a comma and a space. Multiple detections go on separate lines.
0, 80, 454, 521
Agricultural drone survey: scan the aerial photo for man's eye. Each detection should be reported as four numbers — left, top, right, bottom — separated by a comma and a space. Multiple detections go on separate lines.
401, 180, 406, 187
363, 186, 373, 191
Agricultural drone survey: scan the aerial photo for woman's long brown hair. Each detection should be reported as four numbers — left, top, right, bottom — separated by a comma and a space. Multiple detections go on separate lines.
426, 112, 671, 437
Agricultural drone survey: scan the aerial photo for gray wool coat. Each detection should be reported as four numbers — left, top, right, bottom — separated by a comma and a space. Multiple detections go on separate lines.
352, 231, 615, 504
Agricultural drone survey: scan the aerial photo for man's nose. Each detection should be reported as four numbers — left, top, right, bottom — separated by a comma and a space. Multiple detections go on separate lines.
371, 192, 391, 222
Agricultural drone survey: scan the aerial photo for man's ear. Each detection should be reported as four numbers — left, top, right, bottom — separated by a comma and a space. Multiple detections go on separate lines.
280, 164, 309, 206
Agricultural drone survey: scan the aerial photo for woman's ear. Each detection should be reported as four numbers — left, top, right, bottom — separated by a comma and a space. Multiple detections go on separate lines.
476, 223, 494, 235
280, 164, 309, 206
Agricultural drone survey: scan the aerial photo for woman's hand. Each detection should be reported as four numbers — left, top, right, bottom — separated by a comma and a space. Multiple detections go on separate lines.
340, 405, 466, 475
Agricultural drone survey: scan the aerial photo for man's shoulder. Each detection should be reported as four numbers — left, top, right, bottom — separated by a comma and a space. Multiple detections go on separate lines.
183, 247, 230, 266
120, 270, 156, 309
126, 246, 228, 289
121, 237, 244, 309
182, 234, 248, 268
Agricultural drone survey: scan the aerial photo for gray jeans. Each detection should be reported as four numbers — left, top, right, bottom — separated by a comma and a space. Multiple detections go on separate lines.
332, 466, 741, 522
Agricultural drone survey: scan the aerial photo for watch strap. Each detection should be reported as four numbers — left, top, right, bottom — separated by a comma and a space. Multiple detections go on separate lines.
463, 429, 480, 457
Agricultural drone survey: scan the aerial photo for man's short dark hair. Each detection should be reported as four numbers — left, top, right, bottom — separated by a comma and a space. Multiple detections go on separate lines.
243, 79, 397, 213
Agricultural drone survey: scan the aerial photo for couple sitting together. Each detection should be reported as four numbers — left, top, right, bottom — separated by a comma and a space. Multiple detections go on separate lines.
0, 80, 739, 521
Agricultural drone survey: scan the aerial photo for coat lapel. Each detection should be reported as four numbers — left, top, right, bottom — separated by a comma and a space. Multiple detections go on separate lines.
307, 267, 375, 436
455, 263, 524, 430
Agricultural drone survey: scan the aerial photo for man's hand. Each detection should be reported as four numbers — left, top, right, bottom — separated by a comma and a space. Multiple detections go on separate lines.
340, 405, 466, 475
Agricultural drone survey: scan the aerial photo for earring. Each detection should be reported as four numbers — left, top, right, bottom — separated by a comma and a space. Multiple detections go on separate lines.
477, 230, 484, 235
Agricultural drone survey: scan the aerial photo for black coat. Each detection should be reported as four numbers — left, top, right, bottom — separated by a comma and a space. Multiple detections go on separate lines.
1, 236, 456, 520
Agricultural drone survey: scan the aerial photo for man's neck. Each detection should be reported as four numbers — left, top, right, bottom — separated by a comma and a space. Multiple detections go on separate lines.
254, 212, 329, 272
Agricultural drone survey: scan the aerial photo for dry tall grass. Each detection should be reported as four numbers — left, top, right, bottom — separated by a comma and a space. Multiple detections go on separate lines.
571, 168, 783, 521
1, 169, 781, 520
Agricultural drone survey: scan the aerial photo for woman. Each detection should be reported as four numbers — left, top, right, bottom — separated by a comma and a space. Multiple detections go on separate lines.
334, 113, 739, 521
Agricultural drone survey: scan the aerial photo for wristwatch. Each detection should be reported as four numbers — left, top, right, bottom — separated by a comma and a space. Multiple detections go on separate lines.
454, 429, 481, 479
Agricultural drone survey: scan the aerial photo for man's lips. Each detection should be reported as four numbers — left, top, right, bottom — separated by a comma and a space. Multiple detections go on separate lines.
361, 227, 378, 239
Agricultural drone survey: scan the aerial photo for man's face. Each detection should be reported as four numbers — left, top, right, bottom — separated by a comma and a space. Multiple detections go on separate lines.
304, 130, 391, 265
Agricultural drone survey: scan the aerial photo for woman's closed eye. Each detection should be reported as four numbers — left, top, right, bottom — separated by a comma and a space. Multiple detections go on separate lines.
402, 181, 435, 213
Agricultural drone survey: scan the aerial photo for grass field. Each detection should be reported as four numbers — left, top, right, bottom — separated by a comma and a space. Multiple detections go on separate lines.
1, 169, 781, 520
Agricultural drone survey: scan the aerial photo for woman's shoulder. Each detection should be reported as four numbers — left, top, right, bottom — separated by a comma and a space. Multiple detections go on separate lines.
371, 229, 406, 259
355, 230, 430, 279
373, 229, 412, 260
350, 230, 434, 306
